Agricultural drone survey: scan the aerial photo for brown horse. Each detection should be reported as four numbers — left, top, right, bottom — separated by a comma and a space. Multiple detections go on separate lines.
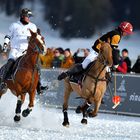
62, 42, 113, 126
0, 29, 46, 122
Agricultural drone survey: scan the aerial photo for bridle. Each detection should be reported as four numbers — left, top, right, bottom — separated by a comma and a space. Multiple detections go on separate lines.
86, 52, 108, 80
28, 36, 44, 54
28, 36, 45, 93
86, 50, 109, 97
17, 35, 45, 93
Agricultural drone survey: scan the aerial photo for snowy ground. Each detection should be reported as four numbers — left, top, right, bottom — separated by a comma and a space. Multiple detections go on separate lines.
0, 90, 140, 140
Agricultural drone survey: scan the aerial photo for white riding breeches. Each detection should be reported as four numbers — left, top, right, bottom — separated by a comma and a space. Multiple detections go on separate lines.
8, 48, 26, 60
82, 50, 98, 69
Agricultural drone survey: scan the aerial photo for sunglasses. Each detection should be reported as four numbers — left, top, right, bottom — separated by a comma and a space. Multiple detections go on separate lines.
22, 14, 32, 18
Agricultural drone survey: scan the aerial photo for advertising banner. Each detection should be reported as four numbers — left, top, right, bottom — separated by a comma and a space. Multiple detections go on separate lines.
38, 69, 140, 116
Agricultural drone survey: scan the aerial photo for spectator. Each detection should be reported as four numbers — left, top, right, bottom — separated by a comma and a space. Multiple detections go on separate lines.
131, 55, 140, 73
73, 48, 90, 63
51, 48, 64, 68
39, 48, 54, 68
57, 47, 64, 61
111, 50, 127, 74
121, 48, 131, 72
116, 57, 127, 74
61, 48, 74, 68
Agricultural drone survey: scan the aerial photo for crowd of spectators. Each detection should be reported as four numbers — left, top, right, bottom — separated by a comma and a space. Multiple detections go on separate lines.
39, 47, 90, 69
39, 47, 140, 74
0, 44, 140, 74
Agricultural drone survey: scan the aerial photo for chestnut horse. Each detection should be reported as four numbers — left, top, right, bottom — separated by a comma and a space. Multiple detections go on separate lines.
0, 29, 46, 122
62, 42, 113, 126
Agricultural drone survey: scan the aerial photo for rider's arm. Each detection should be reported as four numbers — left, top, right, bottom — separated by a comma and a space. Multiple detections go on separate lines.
3, 23, 14, 52
110, 35, 121, 49
4, 23, 14, 45
92, 32, 109, 53
92, 39, 101, 53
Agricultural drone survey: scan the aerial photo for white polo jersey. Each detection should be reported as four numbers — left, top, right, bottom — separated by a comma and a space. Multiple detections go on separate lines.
5, 21, 37, 59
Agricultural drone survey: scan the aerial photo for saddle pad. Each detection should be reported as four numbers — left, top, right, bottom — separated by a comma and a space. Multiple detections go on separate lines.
69, 74, 84, 85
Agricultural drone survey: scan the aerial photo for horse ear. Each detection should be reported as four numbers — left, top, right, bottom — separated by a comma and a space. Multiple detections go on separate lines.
37, 28, 41, 35
37, 28, 45, 43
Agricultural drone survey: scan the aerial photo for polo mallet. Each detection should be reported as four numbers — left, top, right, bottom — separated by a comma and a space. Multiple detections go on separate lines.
112, 71, 121, 109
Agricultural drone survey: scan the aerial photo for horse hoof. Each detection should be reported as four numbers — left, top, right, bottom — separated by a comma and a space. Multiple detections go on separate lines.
88, 112, 97, 118
22, 109, 31, 117
81, 118, 87, 124
75, 106, 82, 114
62, 121, 69, 127
14, 115, 21, 122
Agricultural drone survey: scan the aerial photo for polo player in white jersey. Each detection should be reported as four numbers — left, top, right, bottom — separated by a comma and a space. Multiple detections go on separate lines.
0, 8, 47, 93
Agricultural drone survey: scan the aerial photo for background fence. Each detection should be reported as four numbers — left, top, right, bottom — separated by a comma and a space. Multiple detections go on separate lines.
38, 69, 140, 117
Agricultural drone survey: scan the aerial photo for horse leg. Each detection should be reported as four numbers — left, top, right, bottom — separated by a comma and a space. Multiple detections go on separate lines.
22, 90, 35, 117
81, 102, 91, 124
62, 90, 71, 127
14, 95, 25, 122
62, 79, 73, 127
75, 105, 82, 114
89, 99, 102, 117
75, 100, 91, 114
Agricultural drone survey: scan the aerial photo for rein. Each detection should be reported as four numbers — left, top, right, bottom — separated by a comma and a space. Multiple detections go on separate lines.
13, 38, 41, 93
87, 64, 107, 97
28, 39, 41, 93
29, 54, 39, 93
86, 54, 107, 97
29, 38, 44, 54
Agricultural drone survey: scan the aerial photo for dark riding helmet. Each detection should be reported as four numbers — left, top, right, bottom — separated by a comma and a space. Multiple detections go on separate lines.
20, 8, 33, 18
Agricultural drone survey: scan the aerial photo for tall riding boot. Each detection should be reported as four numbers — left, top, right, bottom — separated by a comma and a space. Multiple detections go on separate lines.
36, 77, 48, 95
0, 59, 15, 90
57, 63, 84, 81
37, 80, 42, 94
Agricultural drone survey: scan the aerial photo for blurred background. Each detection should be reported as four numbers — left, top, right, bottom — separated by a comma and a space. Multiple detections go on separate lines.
0, 0, 140, 63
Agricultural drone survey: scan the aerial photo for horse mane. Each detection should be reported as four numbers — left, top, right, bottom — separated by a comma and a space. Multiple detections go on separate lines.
37, 28, 45, 43
99, 42, 113, 67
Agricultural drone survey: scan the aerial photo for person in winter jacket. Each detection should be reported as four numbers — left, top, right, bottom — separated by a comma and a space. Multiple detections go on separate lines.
61, 48, 74, 68
121, 48, 131, 72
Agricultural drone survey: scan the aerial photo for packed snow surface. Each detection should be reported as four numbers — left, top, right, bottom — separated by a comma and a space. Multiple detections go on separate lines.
0, 91, 140, 140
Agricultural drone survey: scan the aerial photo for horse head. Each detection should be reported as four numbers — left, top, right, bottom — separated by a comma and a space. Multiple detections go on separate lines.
99, 42, 113, 67
28, 29, 47, 55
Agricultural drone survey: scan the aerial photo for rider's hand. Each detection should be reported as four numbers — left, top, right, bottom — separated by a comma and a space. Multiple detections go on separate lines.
2, 43, 8, 52
114, 65, 119, 69
111, 65, 119, 71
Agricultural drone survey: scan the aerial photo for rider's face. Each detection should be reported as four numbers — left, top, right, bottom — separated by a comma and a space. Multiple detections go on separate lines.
23, 16, 30, 23
122, 32, 128, 36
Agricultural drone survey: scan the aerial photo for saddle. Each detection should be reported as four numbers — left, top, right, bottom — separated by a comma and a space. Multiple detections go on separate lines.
0, 56, 23, 80
69, 61, 95, 85
69, 73, 84, 86
69, 61, 111, 86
